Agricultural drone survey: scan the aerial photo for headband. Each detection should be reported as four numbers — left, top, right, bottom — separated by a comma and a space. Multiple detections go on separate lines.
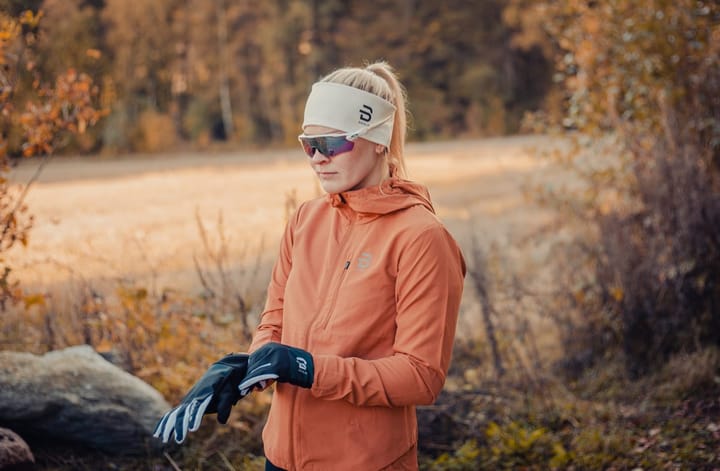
302, 82, 396, 147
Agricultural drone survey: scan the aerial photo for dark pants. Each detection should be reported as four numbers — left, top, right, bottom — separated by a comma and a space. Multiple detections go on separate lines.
265, 458, 286, 471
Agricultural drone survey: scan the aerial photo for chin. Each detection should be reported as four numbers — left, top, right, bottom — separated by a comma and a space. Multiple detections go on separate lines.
319, 180, 351, 194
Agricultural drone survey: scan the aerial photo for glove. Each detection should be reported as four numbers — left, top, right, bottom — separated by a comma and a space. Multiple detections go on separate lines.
237, 342, 314, 395
153, 353, 249, 444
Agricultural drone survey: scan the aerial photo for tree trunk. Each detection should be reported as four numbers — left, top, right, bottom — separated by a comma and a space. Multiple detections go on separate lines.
216, 0, 234, 140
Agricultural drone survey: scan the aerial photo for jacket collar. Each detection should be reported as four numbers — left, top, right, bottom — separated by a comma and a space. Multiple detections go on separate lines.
326, 178, 435, 218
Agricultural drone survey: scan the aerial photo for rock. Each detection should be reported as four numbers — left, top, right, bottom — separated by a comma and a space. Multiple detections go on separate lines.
0, 345, 170, 455
0, 427, 34, 470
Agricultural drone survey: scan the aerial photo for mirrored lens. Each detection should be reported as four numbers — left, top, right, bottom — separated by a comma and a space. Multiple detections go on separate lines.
298, 136, 355, 158
300, 139, 315, 157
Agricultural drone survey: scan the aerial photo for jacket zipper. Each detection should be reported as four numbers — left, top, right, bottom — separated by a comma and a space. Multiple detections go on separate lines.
316, 221, 355, 330
318, 260, 351, 330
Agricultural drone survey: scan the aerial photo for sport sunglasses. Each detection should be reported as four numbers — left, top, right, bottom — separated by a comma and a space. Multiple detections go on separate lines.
297, 133, 359, 158
297, 114, 393, 158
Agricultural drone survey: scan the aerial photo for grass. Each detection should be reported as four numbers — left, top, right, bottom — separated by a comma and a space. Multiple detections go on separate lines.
3, 136, 718, 469
27, 346, 718, 470
2, 256, 718, 470
421, 346, 720, 470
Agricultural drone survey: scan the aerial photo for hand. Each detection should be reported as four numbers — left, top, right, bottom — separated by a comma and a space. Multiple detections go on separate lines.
237, 342, 314, 395
153, 353, 249, 444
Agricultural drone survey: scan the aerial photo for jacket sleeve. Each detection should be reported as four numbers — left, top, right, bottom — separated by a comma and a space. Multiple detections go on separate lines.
310, 224, 466, 406
248, 210, 298, 353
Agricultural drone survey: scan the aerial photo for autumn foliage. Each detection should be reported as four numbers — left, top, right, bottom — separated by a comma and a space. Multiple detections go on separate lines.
19, 69, 104, 157
523, 0, 720, 376
0, 2, 719, 469
0, 9, 104, 306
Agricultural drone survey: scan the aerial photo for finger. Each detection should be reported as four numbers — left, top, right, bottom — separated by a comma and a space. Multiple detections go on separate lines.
185, 398, 197, 422
174, 405, 189, 444
180, 403, 194, 442
241, 378, 275, 396
153, 411, 170, 439
237, 373, 279, 393
186, 398, 202, 426
215, 388, 238, 424
162, 407, 180, 443
189, 395, 213, 432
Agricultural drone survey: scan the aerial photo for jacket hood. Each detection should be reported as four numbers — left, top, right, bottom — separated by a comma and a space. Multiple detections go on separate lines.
327, 178, 435, 216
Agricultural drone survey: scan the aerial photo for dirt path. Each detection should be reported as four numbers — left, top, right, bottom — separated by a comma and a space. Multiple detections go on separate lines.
7, 136, 564, 308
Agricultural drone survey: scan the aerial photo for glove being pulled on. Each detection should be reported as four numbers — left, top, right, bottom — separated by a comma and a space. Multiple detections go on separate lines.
238, 342, 314, 395
153, 353, 249, 444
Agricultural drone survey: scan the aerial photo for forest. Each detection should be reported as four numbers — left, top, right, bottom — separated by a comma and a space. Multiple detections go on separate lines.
0, 0, 719, 469
0, 0, 555, 155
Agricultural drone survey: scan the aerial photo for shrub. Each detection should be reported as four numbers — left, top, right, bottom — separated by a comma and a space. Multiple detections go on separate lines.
526, 0, 720, 376
134, 109, 176, 153
0, 9, 104, 310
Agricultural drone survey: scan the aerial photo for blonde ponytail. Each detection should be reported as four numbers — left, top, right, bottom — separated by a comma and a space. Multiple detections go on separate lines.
320, 61, 409, 178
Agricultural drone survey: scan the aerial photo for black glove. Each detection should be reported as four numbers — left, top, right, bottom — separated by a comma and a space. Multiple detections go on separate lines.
153, 353, 249, 444
237, 342, 314, 394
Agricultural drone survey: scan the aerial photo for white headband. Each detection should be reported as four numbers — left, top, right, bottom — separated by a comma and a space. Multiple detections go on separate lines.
302, 82, 396, 147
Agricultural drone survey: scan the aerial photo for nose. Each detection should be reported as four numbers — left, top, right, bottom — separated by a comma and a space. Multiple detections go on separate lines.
309, 150, 330, 163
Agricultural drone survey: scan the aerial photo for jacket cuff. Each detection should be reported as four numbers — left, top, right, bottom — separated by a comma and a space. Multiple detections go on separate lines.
309, 354, 342, 398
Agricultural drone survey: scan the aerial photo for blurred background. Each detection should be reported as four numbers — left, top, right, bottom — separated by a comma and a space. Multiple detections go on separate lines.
1, 0, 557, 154
0, 0, 718, 469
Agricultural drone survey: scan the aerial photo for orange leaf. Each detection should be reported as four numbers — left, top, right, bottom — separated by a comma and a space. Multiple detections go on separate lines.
96, 338, 114, 353
23, 293, 46, 309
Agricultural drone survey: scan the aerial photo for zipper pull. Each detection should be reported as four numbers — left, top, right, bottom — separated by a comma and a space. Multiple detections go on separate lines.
344, 261, 350, 270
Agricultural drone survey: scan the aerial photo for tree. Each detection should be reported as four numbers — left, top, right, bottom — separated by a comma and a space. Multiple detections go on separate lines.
518, 0, 720, 376
332, 0, 553, 137
34, 0, 108, 153
101, 0, 181, 151
0, 9, 105, 307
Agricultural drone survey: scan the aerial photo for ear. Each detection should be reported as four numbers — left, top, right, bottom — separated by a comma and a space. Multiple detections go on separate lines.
375, 144, 386, 154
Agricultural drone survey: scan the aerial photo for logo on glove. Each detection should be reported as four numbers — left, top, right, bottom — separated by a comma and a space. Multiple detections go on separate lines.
296, 356, 308, 374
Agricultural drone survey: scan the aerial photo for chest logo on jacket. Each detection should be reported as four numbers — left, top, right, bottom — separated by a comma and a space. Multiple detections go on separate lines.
357, 252, 373, 270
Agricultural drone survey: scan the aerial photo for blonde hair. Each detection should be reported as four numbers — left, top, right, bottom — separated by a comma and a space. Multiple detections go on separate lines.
320, 61, 408, 178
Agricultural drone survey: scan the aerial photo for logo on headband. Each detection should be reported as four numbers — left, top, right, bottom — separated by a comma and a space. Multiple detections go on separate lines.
359, 104, 373, 124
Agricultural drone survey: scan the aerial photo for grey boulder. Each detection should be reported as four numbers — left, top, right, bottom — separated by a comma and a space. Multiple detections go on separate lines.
0, 345, 170, 455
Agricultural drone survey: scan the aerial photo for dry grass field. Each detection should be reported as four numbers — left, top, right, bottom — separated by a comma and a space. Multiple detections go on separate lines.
5, 135, 583, 409
8, 135, 564, 316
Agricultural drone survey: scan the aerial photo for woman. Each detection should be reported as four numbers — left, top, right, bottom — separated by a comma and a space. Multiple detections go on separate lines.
246, 61, 466, 470
155, 61, 465, 470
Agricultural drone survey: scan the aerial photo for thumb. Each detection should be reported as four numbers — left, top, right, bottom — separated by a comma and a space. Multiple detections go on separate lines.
215, 388, 238, 424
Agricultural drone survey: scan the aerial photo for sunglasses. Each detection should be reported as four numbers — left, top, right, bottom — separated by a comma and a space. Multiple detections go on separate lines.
297, 132, 359, 158
298, 114, 393, 158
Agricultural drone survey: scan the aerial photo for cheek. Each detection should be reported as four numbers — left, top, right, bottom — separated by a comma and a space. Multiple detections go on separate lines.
338, 146, 374, 173
350, 144, 379, 170
343, 154, 373, 180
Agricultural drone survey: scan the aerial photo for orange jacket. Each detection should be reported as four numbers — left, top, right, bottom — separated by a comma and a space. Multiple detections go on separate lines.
249, 178, 466, 470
